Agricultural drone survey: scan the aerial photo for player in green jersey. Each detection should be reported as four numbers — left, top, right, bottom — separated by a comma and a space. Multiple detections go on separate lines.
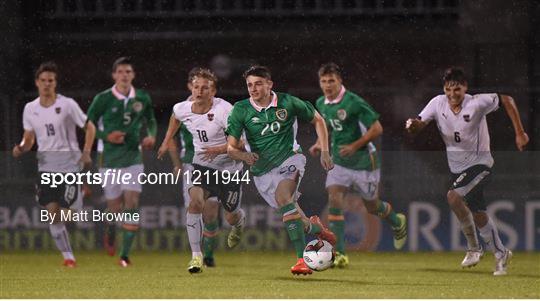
86, 57, 157, 267
226, 65, 336, 275
310, 63, 407, 268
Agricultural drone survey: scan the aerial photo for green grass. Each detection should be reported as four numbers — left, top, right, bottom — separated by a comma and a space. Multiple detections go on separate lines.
1, 251, 539, 298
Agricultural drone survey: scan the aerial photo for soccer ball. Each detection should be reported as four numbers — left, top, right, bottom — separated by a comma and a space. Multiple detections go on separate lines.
303, 239, 335, 271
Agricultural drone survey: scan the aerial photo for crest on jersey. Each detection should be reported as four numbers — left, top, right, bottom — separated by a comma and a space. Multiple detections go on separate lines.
207, 113, 214, 121
132, 101, 143, 112
463, 114, 471, 122
276, 109, 287, 121
55, 107, 61, 114
337, 109, 347, 121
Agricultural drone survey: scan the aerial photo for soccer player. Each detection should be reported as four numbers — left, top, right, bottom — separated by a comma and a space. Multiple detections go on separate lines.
226, 65, 336, 275
310, 63, 407, 268
168, 124, 222, 268
158, 68, 246, 274
406, 67, 529, 276
86, 57, 157, 267
12, 62, 96, 267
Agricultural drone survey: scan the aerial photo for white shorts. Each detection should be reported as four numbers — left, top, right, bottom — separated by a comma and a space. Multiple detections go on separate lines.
253, 153, 306, 209
182, 163, 218, 206
99, 164, 144, 200
326, 164, 380, 201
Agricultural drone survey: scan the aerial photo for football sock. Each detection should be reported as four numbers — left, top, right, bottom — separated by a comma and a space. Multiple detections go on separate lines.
280, 203, 306, 258
374, 200, 401, 228
306, 221, 322, 235
458, 211, 480, 251
186, 212, 203, 258
478, 215, 506, 259
49, 222, 75, 260
328, 207, 345, 254
203, 220, 219, 259
105, 214, 116, 245
120, 209, 139, 259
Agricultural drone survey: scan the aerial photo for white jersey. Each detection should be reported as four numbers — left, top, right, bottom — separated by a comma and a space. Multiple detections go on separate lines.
22, 94, 87, 172
173, 97, 242, 172
418, 93, 499, 173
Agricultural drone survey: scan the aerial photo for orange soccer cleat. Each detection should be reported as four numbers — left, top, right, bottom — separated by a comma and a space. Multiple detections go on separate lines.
291, 258, 312, 275
63, 259, 76, 268
309, 215, 337, 246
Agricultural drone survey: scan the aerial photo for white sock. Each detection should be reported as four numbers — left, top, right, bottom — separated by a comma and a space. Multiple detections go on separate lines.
459, 211, 480, 251
478, 216, 506, 259
234, 209, 246, 227
186, 212, 203, 258
49, 223, 75, 260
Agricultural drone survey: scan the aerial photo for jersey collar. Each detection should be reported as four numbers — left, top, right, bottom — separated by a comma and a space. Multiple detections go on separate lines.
249, 91, 278, 112
112, 85, 136, 100
324, 85, 346, 104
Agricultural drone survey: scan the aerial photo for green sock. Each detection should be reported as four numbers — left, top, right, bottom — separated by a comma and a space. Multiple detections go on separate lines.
120, 209, 139, 258
280, 203, 306, 258
376, 200, 401, 228
328, 207, 346, 254
120, 229, 136, 258
203, 220, 219, 258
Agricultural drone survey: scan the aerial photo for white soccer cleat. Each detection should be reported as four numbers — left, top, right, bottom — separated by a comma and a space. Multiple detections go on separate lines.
461, 248, 484, 268
493, 249, 512, 276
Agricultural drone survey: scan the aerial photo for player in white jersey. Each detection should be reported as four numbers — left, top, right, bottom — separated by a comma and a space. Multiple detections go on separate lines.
12, 62, 96, 267
158, 68, 246, 273
406, 67, 529, 276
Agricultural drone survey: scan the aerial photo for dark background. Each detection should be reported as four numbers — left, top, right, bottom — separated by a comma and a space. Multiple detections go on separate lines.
0, 1, 538, 251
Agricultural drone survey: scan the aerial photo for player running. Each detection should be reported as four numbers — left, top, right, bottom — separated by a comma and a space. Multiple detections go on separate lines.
406, 67, 529, 276
168, 123, 221, 268
86, 57, 157, 267
158, 68, 246, 274
12, 62, 96, 267
310, 63, 407, 268
226, 65, 336, 275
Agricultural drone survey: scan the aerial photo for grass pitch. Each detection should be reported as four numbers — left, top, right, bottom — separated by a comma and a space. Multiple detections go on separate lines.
1, 251, 539, 298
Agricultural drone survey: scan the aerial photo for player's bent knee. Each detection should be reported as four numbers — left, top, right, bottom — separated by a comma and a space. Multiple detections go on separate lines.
446, 190, 462, 206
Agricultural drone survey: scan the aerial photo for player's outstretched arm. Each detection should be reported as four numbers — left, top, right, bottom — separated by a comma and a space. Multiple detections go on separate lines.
12, 130, 35, 158
339, 120, 383, 157
201, 143, 228, 162
168, 138, 183, 174
141, 116, 157, 150
157, 114, 181, 159
309, 138, 322, 157
405, 118, 427, 134
227, 135, 258, 165
79, 120, 96, 167
500, 94, 529, 151
311, 111, 333, 171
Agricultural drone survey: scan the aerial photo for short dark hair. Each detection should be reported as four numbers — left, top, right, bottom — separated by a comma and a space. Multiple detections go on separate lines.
35, 61, 58, 79
112, 56, 134, 72
318, 62, 342, 78
443, 67, 467, 85
187, 67, 218, 87
243, 65, 271, 80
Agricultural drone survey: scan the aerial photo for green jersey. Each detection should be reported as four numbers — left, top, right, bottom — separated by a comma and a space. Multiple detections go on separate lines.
316, 88, 380, 171
177, 123, 194, 164
87, 86, 156, 168
227, 92, 315, 176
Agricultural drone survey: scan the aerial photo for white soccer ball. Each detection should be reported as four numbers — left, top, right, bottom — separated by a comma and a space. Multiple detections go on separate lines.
303, 239, 335, 271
